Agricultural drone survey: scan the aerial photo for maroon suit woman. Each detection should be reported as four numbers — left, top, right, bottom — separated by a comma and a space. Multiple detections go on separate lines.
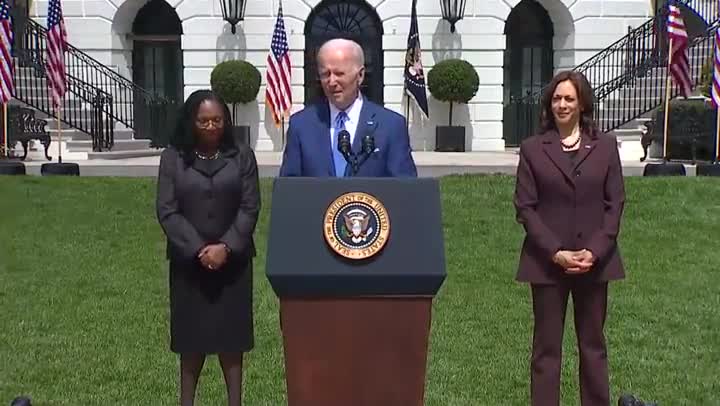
514, 71, 626, 406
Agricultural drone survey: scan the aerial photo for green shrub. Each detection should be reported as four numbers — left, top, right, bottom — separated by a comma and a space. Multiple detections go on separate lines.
652, 98, 717, 161
427, 59, 479, 125
210, 60, 261, 105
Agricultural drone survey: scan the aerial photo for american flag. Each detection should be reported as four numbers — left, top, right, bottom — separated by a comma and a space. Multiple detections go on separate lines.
46, 0, 68, 109
667, 1, 692, 97
711, 20, 720, 108
265, 1, 292, 127
0, 0, 14, 104
713, 1, 720, 161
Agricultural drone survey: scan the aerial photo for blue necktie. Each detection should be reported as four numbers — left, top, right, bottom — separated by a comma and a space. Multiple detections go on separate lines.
332, 111, 349, 177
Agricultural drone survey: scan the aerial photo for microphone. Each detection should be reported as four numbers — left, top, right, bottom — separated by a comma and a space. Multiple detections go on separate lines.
337, 129, 356, 175
356, 134, 376, 169
337, 130, 352, 158
336, 131, 376, 176
361, 134, 375, 155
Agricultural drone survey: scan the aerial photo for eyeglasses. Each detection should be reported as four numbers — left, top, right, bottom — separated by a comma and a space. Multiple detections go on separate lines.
196, 117, 224, 129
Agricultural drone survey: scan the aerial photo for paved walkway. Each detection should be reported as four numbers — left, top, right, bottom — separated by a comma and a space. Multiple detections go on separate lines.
14, 151, 691, 177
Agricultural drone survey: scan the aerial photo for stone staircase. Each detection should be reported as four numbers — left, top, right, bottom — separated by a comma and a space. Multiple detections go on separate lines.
8, 62, 162, 160
6, 17, 172, 161
595, 40, 714, 162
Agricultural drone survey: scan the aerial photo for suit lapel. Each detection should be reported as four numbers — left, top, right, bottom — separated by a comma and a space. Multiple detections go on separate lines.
353, 100, 378, 154
314, 102, 334, 176
541, 131, 575, 184
572, 130, 599, 171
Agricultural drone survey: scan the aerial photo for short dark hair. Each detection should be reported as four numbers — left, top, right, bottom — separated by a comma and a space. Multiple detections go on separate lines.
539, 70, 597, 135
170, 89, 236, 163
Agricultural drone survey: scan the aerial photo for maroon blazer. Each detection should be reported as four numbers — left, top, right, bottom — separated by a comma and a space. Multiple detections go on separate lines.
513, 128, 626, 284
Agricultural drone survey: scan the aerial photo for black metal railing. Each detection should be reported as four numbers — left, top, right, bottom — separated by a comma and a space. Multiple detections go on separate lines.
593, 21, 717, 131
12, 18, 175, 150
14, 24, 115, 150
505, 0, 719, 145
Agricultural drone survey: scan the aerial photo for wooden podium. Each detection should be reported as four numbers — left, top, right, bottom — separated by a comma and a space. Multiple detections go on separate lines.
266, 177, 446, 406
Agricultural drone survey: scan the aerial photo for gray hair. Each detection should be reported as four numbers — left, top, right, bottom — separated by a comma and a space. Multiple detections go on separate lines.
317, 38, 365, 68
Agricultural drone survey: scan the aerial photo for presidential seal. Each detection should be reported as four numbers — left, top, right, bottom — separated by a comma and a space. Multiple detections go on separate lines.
323, 192, 390, 260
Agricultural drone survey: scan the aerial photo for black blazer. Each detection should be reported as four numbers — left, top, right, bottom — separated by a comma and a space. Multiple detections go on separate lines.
155, 143, 261, 263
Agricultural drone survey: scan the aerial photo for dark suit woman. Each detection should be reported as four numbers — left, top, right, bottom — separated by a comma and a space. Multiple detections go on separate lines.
513, 71, 625, 406
156, 89, 260, 406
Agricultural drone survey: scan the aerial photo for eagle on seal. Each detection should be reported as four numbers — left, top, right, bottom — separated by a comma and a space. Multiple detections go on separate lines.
343, 209, 374, 243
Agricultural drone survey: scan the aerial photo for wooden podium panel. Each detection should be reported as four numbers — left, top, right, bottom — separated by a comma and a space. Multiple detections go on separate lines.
280, 297, 432, 406
266, 178, 446, 406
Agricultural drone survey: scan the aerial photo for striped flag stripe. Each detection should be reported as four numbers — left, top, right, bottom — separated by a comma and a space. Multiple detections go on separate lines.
46, 0, 68, 109
265, 2, 292, 127
0, 0, 15, 104
667, 3, 693, 98
711, 24, 720, 108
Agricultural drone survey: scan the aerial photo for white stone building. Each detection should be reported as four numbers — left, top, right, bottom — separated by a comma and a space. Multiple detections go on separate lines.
25, 0, 656, 153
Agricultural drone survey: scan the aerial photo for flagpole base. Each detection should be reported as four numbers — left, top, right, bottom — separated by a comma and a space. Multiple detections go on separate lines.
0, 160, 27, 175
10, 395, 33, 406
642, 161, 686, 177
696, 161, 720, 176
41, 162, 80, 176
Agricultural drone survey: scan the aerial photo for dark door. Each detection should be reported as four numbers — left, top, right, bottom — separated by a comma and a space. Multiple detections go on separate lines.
131, 0, 184, 142
503, 0, 554, 147
9, 0, 29, 58
132, 41, 183, 103
305, 0, 384, 105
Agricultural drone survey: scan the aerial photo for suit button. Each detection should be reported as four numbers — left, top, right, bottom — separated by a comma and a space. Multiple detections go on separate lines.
577, 232, 582, 238
575, 170, 581, 177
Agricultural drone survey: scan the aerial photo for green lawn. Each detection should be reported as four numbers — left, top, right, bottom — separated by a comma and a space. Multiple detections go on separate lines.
0, 175, 718, 405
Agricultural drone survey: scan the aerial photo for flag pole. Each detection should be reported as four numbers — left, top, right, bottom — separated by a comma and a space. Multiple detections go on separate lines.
3, 103, 7, 158
715, 103, 719, 163
281, 116, 285, 150
662, 36, 674, 162
717, 10, 720, 165
406, 94, 410, 132
56, 104, 62, 164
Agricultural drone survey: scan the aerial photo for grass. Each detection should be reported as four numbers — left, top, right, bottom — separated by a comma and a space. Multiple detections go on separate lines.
0, 175, 718, 405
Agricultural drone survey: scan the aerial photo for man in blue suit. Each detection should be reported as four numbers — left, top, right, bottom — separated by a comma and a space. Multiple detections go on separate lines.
278, 38, 417, 177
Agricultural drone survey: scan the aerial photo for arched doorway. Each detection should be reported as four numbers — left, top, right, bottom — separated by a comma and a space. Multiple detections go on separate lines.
131, 0, 184, 104
10, 0, 30, 59
503, 0, 554, 146
304, 0, 384, 105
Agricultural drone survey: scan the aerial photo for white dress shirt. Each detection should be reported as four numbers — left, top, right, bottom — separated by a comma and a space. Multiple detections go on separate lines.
329, 93, 364, 146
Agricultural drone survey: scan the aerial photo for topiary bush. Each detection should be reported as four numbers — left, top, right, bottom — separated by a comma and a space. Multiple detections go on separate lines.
427, 59, 479, 126
210, 60, 261, 121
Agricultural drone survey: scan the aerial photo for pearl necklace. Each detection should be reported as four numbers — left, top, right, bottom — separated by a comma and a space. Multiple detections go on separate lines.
561, 135, 580, 149
195, 150, 220, 160
561, 129, 581, 150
